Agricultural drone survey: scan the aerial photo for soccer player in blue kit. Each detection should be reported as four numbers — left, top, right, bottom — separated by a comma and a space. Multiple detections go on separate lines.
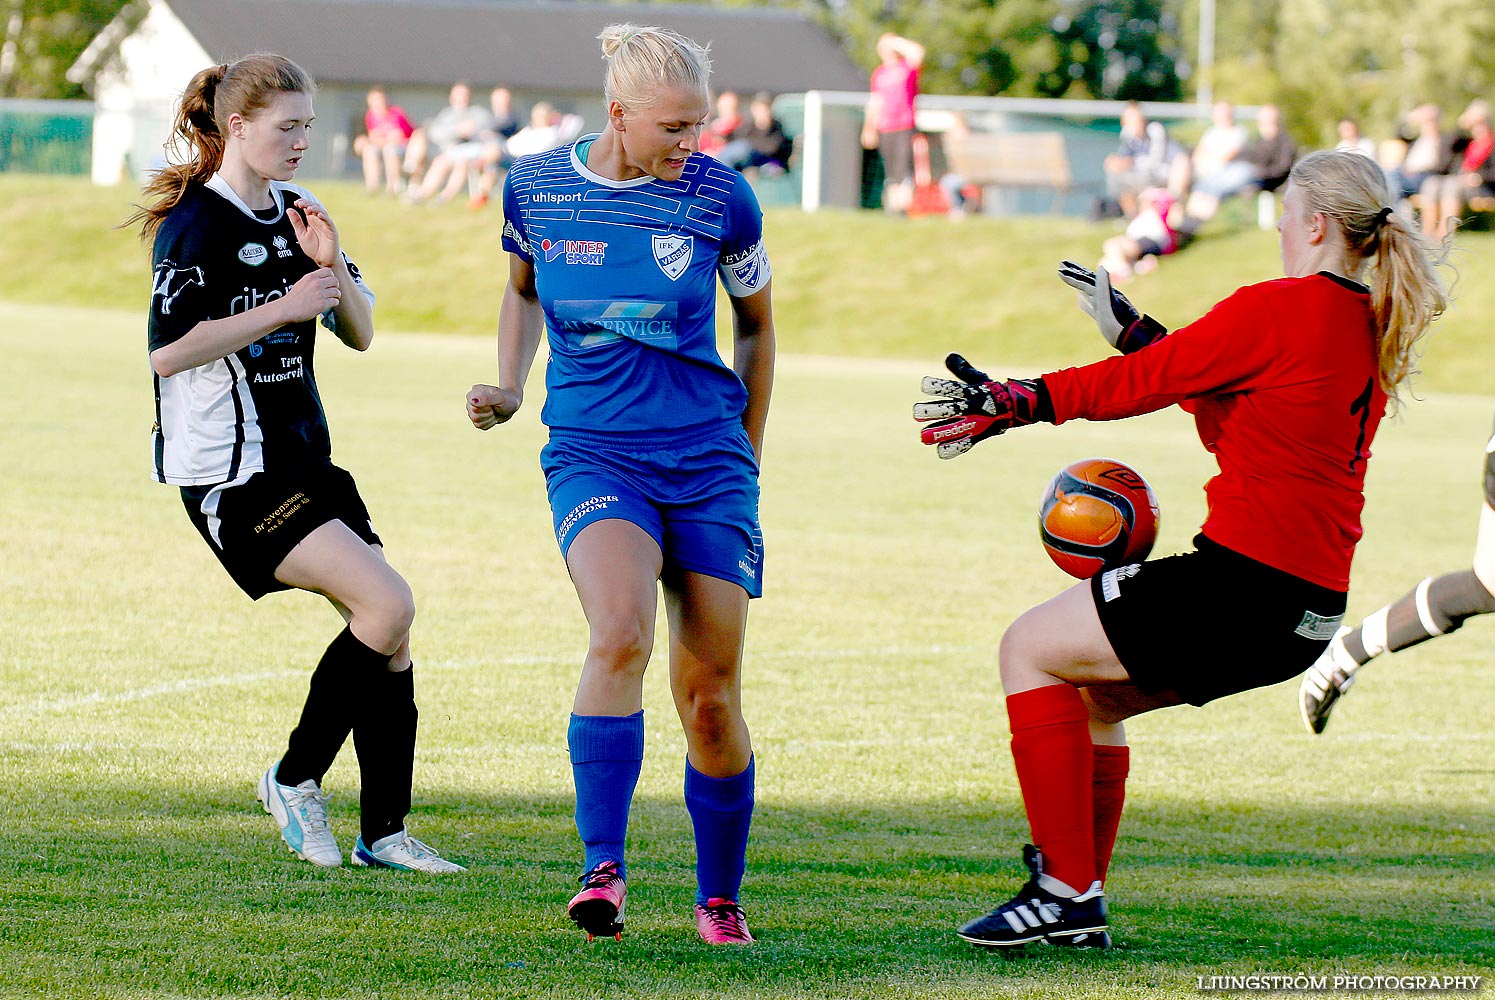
466, 24, 775, 945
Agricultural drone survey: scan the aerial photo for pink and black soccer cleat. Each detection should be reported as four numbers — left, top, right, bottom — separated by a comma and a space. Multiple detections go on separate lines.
694, 897, 755, 945
568, 860, 626, 942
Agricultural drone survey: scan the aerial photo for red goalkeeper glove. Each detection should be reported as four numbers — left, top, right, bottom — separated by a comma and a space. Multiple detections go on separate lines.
914, 353, 1045, 460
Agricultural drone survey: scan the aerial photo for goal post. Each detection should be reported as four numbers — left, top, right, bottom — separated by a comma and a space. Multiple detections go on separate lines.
783, 91, 1217, 216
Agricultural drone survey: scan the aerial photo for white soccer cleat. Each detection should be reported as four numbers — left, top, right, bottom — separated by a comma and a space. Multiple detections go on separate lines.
256, 763, 342, 867
351, 830, 466, 873
1298, 627, 1358, 735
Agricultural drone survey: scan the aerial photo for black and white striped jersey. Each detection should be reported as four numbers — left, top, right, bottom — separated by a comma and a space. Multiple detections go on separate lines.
148, 175, 375, 486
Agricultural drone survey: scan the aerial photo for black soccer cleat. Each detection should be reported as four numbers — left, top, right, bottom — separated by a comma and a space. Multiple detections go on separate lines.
957, 844, 1108, 948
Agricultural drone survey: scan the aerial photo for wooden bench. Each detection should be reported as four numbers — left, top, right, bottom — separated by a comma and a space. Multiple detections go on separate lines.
943, 131, 1076, 213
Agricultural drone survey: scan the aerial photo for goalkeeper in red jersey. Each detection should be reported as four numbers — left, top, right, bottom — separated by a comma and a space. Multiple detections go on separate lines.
913, 150, 1449, 949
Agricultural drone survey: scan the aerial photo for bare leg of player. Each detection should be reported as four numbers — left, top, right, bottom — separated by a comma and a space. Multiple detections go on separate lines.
562, 519, 661, 941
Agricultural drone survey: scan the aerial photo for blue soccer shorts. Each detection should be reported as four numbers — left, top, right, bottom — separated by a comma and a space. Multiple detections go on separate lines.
541, 421, 764, 598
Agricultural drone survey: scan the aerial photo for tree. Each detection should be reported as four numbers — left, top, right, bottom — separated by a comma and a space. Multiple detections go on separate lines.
0, 0, 132, 100
813, 0, 1056, 97
802, 0, 1179, 100
1177, 0, 1495, 146
1037, 0, 1184, 100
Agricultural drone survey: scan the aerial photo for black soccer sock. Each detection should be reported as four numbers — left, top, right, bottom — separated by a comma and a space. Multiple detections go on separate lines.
277, 626, 390, 788
353, 663, 418, 844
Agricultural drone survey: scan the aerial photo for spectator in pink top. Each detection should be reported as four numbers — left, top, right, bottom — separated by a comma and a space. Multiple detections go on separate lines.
699, 90, 743, 157
355, 86, 414, 196
862, 32, 924, 213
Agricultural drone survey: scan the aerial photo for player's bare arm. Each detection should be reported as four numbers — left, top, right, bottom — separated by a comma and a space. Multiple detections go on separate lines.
468, 253, 541, 430
150, 268, 340, 378
290, 198, 373, 351
730, 280, 774, 463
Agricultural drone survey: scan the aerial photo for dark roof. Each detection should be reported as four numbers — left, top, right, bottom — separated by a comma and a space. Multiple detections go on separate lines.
161, 0, 865, 93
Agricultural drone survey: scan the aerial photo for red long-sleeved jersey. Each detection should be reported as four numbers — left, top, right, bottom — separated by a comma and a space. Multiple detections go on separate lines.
1043, 273, 1385, 591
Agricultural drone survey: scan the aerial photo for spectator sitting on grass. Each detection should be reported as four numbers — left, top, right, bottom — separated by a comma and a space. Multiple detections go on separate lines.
1190, 101, 1247, 191
1419, 99, 1495, 242
467, 87, 521, 210
1386, 103, 1452, 203
504, 101, 585, 161
720, 93, 792, 177
1335, 117, 1377, 158
1100, 102, 1190, 219
699, 90, 742, 157
1183, 104, 1297, 225
404, 82, 493, 204
354, 86, 414, 196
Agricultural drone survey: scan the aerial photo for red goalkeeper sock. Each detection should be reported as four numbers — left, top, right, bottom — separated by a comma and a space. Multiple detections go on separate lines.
1006, 685, 1096, 894
1091, 744, 1130, 885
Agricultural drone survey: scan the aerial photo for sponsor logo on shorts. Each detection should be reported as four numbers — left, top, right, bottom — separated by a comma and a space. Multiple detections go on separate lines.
557, 495, 619, 544
238, 243, 268, 266
1294, 609, 1344, 640
254, 492, 309, 535
737, 526, 763, 581
1100, 563, 1142, 602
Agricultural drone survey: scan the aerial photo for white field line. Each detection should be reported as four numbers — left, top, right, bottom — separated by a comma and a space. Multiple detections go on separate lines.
0, 645, 988, 719
0, 669, 302, 721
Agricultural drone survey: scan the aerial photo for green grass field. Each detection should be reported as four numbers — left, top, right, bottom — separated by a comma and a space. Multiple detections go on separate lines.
1, 177, 1493, 998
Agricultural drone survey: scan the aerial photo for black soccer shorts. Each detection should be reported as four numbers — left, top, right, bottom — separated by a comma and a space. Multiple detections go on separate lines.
1091, 534, 1347, 706
180, 463, 382, 600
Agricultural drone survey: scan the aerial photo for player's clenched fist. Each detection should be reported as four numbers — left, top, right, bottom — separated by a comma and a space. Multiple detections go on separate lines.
280, 267, 341, 323
467, 383, 522, 430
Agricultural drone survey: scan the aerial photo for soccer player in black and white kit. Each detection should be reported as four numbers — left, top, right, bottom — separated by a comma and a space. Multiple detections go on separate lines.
129, 54, 461, 872
1298, 416, 1495, 732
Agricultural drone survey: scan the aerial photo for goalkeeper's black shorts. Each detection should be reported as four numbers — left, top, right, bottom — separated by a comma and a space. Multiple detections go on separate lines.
1090, 533, 1347, 707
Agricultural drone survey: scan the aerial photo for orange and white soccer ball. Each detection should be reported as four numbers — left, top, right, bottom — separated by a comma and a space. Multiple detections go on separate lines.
1038, 458, 1160, 579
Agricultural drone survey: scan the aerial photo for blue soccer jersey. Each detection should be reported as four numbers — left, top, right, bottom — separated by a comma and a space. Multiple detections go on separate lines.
501, 137, 772, 437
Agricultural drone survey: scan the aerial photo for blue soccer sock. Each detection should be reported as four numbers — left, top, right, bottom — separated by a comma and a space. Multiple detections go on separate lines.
568, 711, 644, 880
684, 755, 755, 904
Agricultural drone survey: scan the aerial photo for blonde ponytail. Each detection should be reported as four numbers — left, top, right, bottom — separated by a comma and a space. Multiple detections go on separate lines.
1288, 150, 1448, 407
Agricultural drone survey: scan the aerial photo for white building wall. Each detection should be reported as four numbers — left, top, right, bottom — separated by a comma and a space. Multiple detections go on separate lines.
89, 0, 209, 184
